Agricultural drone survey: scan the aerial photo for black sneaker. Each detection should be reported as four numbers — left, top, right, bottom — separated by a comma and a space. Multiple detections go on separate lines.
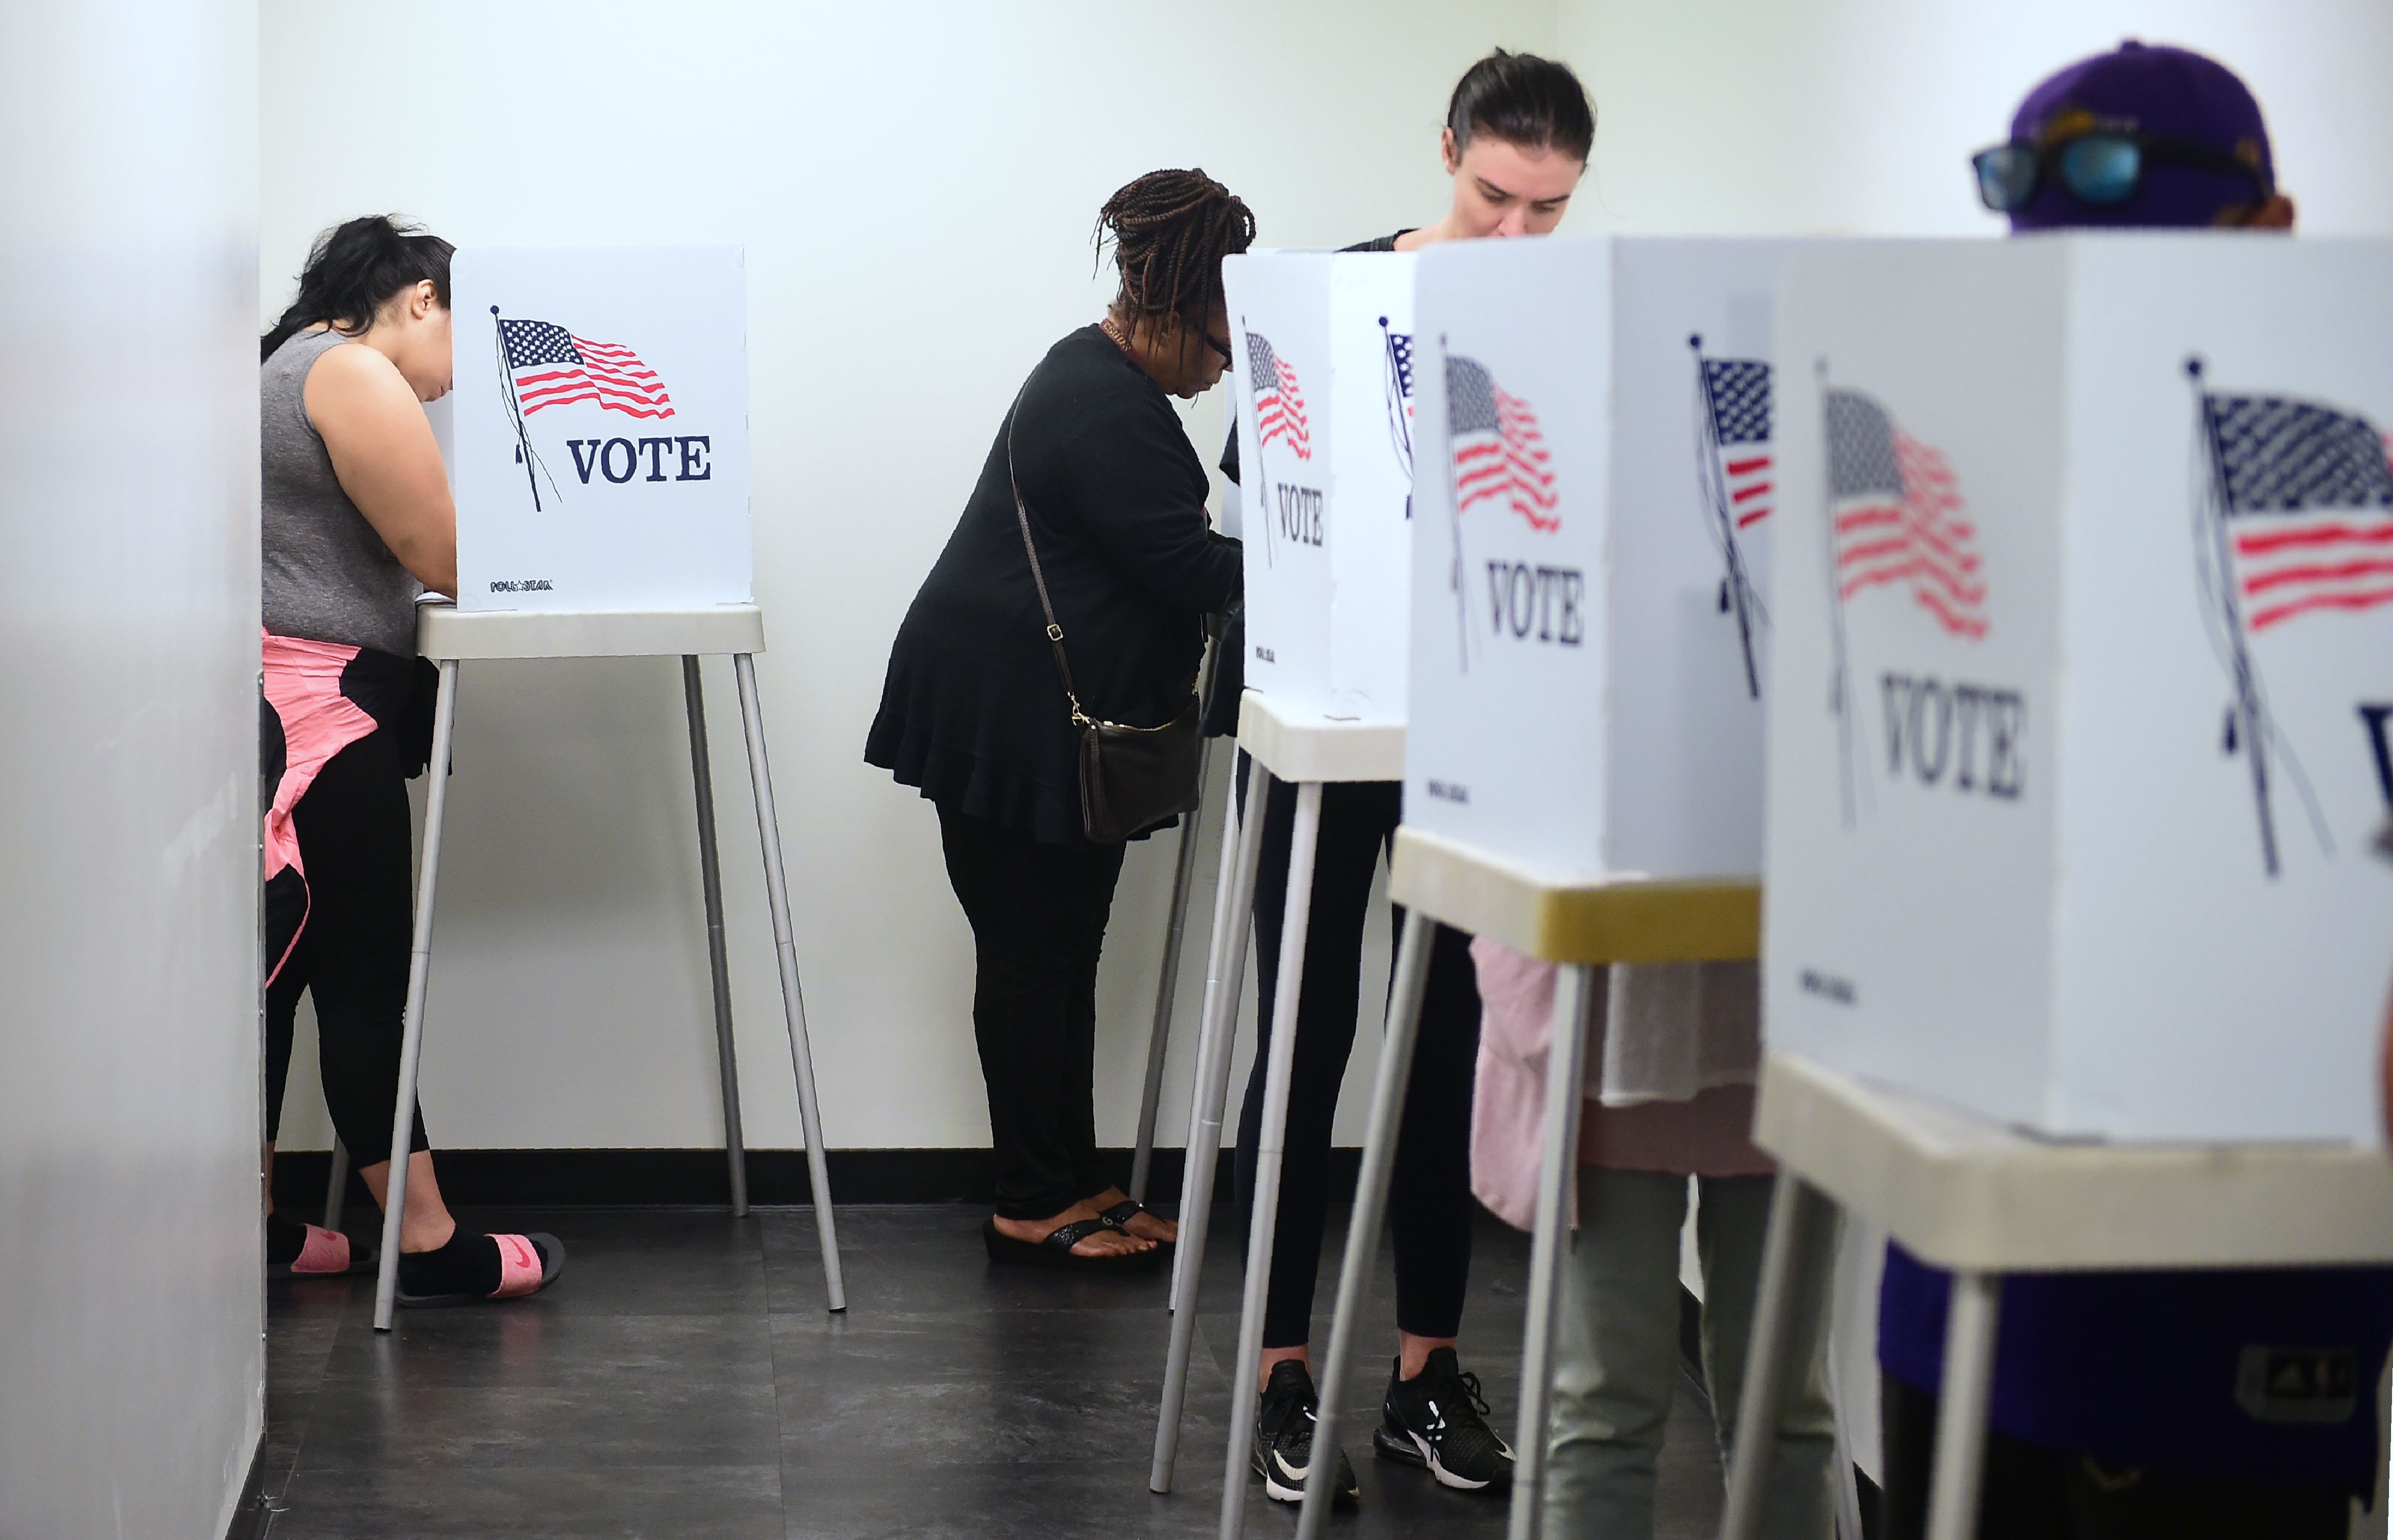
1373, 1348, 1516, 1491
1251, 1359, 1360, 1506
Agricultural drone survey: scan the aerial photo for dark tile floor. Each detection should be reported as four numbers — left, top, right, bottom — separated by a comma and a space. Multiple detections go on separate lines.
261, 1205, 1726, 1539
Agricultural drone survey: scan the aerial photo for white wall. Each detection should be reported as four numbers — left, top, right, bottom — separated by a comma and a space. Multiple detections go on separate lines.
261, 0, 1559, 1154
0, 1, 262, 1535
1558, 0, 2393, 237
266, 0, 2393, 1159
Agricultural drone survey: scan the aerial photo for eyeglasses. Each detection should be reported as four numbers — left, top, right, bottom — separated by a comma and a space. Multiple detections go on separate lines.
1971, 132, 2270, 213
1204, 330, 1234, 366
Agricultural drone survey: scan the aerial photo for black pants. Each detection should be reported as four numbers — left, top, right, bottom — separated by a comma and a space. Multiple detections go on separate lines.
939, 804, 1127, 1221
1234, 769, 1481, 1349
265, 726, 429, 1161
1879, 1373, 2356, 1540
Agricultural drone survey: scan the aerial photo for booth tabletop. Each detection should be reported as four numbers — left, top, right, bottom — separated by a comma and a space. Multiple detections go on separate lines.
415, 603, 767, 661
1234, 692, 1404, 784
1387, 825, 1760, 966
1755, 1050, 2393, 1273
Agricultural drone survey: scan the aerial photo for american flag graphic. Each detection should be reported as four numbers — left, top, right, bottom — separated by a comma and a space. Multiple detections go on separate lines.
1826, 388, 1985, 639
499, 318, 674, 419
2204, 393, 2393, 631
1702, 359, 1774, 527
1381, 317, 1416, 467
1448, 354, 1558, 531
1245, 331, 1310, 460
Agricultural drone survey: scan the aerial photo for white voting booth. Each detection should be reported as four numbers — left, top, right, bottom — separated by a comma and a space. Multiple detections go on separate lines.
1148, 251, 1422, 1531
361, 246, 845, 1329
1284, 237, 1843, 1540
1765, 235, 2393, 1145
1231, 250, 1418, 725
1403, 234, 1800, 887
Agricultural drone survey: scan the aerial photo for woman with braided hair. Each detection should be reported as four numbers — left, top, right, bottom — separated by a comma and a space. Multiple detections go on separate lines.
866, 169, 1249, 1268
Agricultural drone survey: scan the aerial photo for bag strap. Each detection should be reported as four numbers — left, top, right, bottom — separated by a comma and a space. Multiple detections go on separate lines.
1005, 386, 1094, 729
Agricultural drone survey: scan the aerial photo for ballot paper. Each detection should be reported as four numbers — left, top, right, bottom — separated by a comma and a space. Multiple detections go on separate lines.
1766, 235, 2393, 1143
449, 246, 751, 613
1405, 235, 1810, 881
1223, 250, 1417, 724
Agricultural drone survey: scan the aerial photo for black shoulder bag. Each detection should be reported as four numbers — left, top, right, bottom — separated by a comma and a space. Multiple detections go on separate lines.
1006, 399, 1204, 844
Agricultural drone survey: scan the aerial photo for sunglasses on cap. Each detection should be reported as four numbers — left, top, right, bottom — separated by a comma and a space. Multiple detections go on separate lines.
1972, 131, 2271, 213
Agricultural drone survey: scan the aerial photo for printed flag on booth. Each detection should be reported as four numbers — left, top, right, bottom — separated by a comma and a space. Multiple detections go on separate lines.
1447, 354, 1558, 531
1825, 388, 1984, 638
2202, 392, 2393, 632
1245, 331, 1310, 459
1701, 359, 1774, 527
499, 318, 674, 419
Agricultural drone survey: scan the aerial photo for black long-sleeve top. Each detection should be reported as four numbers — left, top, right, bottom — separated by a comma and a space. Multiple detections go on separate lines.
866, 325, 1243, 846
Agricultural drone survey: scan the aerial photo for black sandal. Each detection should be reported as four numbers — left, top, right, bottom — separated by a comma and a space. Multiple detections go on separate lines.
981, 1217, 1160, 1271
1094, 1200, 1177, 1250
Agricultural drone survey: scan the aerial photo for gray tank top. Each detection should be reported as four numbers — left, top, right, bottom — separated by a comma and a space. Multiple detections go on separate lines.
262, 328, 423, 657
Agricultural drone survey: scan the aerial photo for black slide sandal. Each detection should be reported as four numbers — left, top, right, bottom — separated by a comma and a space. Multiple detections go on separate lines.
981, 1217, 1161, 1271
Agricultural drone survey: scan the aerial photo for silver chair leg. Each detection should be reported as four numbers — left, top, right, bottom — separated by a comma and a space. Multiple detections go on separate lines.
1295, 909, 1436, 1540
682, 655, 748, 1218
1506, 961, 1598, 1540
1924, 1272, 2003, 1540
1153, 753, 1270, 1493
373, 657, 460, 1332
1719, 1173, 1838, 1540
1218, 777, 1325, 1540
732, 653, 845, 1311
322, 1138, 348, 1233
1133, 738, 1212, 1203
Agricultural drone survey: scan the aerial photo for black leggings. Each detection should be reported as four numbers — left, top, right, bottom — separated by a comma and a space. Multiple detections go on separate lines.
1235, 768, 1481, 1349
265, 725, 429, 1162
1879, 1373, 2356, 1540
938, 804, 1127, 1221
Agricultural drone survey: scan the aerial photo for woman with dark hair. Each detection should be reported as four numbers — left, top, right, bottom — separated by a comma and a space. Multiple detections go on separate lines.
866, 170, 1250, 1269
260, 214, 563, 1304
1214, 48, 1592, 1512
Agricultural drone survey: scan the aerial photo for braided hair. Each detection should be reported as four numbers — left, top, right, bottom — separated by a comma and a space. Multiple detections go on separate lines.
1094, 169, 1256, 341
262, 215, 453, 363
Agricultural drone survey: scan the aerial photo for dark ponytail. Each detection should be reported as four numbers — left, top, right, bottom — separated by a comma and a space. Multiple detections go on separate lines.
1447, 49, 1595, 164
261, 215, 454, 363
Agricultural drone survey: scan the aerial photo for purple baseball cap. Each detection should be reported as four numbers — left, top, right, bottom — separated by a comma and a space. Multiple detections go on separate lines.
2003, 41, 2275, 231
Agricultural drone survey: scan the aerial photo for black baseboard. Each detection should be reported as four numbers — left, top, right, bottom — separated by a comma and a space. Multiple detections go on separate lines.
269, 1145, 1366, 1213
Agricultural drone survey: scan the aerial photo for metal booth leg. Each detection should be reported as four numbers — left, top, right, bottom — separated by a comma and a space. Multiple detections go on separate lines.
1132, 737, 1213, 1203
1218, 777, 1326, 1540
1506, 961, 1599, 1540
373, 657, 461, 1332
731, 652, 846, 1312
682, 655, 749, 1218
322, 1138, 348, 1233
1924, 1272, 2003, 1540
1719, 1173, 1841, 1540
1153, 752, 1271, 1493
1294, 908, 1437, 1540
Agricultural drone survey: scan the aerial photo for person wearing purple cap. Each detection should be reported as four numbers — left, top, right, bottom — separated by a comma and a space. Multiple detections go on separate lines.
1875, 42, 2392, 1540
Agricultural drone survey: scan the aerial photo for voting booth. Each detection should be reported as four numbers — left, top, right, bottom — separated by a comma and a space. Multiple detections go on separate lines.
452, 247, 752, 612
1406, 235, 1807, 880
1223, 250, 1417, 724
1765, 235, 2393, 1144
359, 246, 845, 1330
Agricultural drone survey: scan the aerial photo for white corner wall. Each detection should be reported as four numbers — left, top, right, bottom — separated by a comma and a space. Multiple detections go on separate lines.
260, 0, 1559, 1154
0, 1, 262, 1536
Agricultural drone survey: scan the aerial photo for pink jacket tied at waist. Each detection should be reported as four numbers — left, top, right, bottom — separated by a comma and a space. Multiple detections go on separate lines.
1468, 938, 1772, 1231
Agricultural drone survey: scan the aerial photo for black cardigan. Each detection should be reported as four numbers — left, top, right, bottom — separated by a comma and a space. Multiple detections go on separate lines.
866, 325, 1243, 846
